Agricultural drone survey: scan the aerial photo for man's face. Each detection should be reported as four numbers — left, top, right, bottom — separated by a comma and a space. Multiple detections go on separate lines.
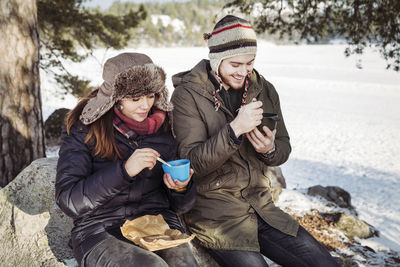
218, 54, 256, 90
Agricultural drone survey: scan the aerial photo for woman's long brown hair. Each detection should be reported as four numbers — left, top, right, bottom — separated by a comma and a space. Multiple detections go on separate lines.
65, 89, 123, 160
65, 89, 170, 161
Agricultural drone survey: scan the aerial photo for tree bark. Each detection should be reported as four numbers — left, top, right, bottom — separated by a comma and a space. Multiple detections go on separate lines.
0, 0, 45, 187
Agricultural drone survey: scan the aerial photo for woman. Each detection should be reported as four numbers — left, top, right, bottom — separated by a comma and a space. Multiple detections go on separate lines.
56, 53, 197, 267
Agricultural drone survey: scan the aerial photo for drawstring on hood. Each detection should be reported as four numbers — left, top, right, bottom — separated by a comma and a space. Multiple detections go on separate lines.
210, 70, 251, 112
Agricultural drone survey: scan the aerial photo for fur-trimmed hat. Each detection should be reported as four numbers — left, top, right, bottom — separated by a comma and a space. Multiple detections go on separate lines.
204, 15, 257, 75
80, 53, 173, 125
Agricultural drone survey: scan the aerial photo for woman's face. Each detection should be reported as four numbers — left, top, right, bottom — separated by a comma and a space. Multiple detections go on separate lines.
119, 93, 156, 122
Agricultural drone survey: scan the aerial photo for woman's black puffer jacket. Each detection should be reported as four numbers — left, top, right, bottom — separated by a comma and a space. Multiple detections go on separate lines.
55, 121, 196, 264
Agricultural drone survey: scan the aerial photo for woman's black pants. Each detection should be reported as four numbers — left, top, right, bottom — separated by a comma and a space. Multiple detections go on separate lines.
83, 236, 198, 267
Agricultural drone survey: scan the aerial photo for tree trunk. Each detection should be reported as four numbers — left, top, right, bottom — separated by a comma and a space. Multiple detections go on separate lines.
0, 0, 45, 187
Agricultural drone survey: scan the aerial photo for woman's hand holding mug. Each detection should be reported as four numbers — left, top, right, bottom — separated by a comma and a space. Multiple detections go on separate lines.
163, 168, 194, 191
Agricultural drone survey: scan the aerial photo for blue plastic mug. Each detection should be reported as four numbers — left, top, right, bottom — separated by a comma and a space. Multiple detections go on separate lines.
162, 159, 190, 182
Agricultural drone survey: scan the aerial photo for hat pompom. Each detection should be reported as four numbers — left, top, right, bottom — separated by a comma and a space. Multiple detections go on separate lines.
203, 32, 212, 40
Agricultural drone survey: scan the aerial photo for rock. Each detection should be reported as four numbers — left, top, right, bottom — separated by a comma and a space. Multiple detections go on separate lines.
336, 213, 375, 240
306, 186, 375, 239
334, 257, 360, 267
270, 166, 287, 189
264, 166, 286, 202
307, 185, 354, 210
44, 108, 70, 147
0, 157, 74, 266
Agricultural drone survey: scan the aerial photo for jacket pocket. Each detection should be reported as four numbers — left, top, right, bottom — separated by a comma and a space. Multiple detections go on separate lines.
196, 163, 234, 193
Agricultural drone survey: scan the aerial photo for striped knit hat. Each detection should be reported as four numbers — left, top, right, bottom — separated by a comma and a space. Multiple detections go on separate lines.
204, 15, 257, 75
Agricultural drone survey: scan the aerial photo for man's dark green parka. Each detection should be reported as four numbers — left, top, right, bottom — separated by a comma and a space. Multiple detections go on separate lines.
171, 59, 299, 251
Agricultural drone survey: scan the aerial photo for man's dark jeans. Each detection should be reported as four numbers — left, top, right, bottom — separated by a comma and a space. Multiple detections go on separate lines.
207, 214, 340, 267
83, 236, 198, 267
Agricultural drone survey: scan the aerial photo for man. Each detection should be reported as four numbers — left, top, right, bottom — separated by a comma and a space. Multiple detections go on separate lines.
171, 15, 339, 267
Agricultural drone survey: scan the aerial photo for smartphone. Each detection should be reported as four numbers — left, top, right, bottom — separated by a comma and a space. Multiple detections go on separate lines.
258, 112, 280, 132
263, 113, 280, 121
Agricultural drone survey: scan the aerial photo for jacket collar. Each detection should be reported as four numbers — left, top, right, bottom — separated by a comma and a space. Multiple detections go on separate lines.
172, 59, 264, 118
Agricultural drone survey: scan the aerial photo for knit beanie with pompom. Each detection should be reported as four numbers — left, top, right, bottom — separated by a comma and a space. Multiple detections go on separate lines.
204, 15, 257, 75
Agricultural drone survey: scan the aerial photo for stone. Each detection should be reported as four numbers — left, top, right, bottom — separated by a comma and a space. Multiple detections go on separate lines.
307, 185, 354, 210
306, 185, 377, 240
44, 108, 70, 147
336, 213, 375, 240
334, 256, 360, 267
264, 166, 286, 202
0, 157, 74, 266
270, 166, 287, 189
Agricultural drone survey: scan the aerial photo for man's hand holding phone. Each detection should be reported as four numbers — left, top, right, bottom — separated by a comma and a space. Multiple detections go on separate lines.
246, 126, 276, 154
229, 99, 263, 138
249, 111, 280, 154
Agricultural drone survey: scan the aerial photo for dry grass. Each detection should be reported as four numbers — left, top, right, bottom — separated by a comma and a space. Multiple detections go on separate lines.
291, 211, 348, 251
284, 208, 400, 267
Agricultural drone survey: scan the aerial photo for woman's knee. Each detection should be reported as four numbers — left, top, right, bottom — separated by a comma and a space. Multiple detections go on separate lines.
113, 244, 169, 267
83, 237, 169, 267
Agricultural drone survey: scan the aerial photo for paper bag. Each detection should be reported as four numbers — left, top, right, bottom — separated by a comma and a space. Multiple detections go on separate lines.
121, 214, 195, 251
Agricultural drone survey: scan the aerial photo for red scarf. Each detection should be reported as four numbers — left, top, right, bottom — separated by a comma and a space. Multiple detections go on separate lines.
113, 106, 166, 139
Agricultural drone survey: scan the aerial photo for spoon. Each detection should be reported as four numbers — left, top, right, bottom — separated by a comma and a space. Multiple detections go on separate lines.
157, 157, 172, 167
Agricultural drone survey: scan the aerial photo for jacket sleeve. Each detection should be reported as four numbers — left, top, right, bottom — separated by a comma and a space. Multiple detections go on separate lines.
55, 126, 135, 219
171, 87, 241, 177
165, 179, 196, 215
258, 80, 291, 166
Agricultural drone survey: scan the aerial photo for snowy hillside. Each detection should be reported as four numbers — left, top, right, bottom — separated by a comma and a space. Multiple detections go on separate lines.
41, 42, 400, 265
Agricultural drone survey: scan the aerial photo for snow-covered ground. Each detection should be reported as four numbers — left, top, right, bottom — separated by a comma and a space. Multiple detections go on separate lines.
41, 42, 400, 256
